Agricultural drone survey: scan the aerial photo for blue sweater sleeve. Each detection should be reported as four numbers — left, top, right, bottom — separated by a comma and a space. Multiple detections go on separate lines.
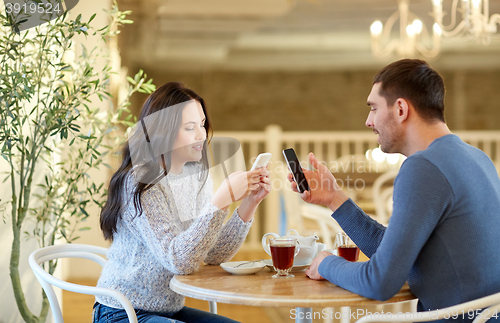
319, 156, 454, 301
331, 199, 386, 258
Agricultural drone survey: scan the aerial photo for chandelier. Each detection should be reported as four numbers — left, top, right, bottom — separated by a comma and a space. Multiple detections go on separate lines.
370, 0, 443, 59
434, 0, 500, 45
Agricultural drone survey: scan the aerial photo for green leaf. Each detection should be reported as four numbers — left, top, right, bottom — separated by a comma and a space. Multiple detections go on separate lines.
79, 206, 89, 217
126, 76, 136, 85
60, 65, 73, 72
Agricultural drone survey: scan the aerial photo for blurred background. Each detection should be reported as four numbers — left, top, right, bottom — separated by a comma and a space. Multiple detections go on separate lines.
117, 0, 500, 132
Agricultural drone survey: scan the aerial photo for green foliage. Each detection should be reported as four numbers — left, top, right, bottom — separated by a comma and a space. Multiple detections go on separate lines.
0, 2, 155, 322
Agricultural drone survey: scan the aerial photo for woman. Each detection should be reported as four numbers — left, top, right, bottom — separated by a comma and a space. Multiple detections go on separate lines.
93, 82, 270, 323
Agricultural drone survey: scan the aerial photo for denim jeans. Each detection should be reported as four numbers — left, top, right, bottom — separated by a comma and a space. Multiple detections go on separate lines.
92, 302, 240, 323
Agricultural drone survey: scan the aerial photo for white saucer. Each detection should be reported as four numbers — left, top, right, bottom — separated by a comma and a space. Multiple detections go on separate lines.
262, 259, 311, 273
220, 261, 266, 275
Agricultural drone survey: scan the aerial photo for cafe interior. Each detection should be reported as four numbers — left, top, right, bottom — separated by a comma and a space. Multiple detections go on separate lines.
2, 0, 500, 322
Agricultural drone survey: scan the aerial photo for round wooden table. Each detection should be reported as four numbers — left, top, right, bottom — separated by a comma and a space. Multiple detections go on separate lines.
170, 264, 416, 323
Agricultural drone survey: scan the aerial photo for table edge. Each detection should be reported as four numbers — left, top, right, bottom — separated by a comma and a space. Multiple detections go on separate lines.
170, 276, 415, 307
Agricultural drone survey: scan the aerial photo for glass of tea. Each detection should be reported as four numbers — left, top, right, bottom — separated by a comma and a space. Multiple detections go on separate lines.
269, 238, 300, 278
335, 232, 359, 262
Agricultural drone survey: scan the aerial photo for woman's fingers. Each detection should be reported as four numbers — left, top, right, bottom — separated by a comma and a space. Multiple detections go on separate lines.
225, 168, 272, 203
250, 183, 260, 190
248, 168, 269, 180
260, 175, 271, 184
246, 169, 269, 185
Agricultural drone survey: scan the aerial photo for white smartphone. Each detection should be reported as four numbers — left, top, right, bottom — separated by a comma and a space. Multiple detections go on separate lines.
250, 153, 272, 170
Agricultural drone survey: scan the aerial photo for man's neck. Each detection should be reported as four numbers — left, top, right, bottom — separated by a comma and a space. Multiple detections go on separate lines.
403, 121, 451, 156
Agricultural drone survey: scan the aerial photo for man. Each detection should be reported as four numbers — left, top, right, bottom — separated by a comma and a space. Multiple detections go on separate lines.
289, 59, 500, 322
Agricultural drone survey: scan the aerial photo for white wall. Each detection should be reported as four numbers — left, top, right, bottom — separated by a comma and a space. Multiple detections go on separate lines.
0, 156, 48, 322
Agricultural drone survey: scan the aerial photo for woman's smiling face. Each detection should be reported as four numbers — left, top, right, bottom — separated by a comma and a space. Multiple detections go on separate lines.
170, 100, 207, 171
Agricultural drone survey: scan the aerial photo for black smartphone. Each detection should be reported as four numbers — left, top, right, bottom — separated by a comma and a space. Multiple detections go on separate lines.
282, 148, 310, 193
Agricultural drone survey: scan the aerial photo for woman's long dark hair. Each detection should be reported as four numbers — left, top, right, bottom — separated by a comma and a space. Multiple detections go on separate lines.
100, 82, 213, 240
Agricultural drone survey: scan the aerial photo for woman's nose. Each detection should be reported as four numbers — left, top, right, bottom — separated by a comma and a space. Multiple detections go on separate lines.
196, 126, 206, 141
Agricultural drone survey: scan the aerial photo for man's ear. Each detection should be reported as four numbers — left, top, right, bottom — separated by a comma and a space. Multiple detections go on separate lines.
395, 98, 410, 123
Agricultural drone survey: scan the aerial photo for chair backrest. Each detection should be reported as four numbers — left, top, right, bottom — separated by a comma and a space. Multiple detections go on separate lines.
28, 244, 138, 323
372, 170, 398, 224
355, 290, 500, 323
300, 203, 343, 249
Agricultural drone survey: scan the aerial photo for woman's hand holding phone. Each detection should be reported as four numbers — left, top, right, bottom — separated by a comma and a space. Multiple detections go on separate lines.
288, 152, 348, 212
212, 167, 270, 212
245, 167, 271, 203
238, 167, 271, 222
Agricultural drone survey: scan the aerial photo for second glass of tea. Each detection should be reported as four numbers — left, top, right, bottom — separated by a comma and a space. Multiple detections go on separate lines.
269, 237, 300, 278
335, 232, 360, 262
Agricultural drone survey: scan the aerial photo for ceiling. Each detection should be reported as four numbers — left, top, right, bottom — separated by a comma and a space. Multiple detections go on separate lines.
118, 0, 500, 71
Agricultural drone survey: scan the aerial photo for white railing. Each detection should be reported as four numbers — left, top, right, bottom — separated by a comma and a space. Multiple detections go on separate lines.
212, 125, 500, 249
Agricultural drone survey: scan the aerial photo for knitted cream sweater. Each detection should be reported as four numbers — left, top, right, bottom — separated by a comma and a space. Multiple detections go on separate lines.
96, 163, 251, 313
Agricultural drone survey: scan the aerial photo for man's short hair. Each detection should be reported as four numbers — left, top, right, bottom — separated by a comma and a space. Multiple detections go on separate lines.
373, 59, 445, 123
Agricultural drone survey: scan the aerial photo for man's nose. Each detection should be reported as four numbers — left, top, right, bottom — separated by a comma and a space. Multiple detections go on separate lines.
365, 112, 373, 128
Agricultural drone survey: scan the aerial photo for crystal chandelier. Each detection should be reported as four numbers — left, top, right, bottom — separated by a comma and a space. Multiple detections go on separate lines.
434, 0, 500, 45
370, 0, 443, 59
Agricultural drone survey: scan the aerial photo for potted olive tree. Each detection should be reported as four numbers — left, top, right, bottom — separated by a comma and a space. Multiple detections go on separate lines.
0, 3, 154, 322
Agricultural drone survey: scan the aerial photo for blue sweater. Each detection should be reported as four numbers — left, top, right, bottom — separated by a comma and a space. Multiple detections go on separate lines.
319, 134, 500, 322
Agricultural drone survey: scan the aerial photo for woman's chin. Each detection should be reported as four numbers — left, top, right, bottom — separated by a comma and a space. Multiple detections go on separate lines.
190, 152, 203, 162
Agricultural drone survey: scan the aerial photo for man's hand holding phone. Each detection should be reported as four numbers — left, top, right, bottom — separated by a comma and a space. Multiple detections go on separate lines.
287, 152, 349, 212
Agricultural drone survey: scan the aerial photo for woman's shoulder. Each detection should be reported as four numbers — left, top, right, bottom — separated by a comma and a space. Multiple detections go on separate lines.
125, 168, 164, 196
121, 168, 169, 217
126, 168, 142, 190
